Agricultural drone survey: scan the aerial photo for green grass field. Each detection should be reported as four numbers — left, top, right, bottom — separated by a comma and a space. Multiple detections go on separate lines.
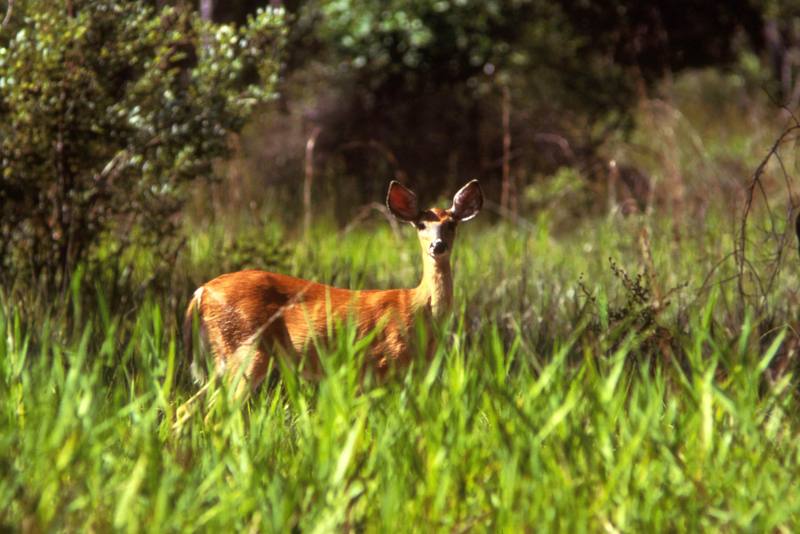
3, 202, 800, 531
3, 72, 800, 531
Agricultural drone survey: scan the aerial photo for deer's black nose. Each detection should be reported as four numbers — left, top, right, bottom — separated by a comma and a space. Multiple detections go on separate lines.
430, 240, 447, 256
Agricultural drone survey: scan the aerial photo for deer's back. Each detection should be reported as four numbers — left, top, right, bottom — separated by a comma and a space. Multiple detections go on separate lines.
197, 269, 420, 370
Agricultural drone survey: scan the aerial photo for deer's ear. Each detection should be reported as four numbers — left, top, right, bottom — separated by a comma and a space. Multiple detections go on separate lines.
386, 181, 419, 222
451, 180, 483, 222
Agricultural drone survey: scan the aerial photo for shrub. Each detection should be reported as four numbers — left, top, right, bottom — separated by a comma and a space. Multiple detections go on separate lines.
0, 0, 285, 290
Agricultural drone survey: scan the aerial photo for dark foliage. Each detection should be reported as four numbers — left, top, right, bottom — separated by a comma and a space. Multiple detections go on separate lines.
208, 0, 779, 206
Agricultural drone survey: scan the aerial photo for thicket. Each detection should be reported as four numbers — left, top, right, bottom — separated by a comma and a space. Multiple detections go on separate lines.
0, 0, 284, 291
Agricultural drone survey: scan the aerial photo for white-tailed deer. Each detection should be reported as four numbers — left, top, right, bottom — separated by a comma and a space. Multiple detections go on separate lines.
183, 180, 483, 388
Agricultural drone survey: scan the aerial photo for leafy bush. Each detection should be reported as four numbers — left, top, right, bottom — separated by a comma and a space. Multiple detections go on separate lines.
0, 0, 284, 289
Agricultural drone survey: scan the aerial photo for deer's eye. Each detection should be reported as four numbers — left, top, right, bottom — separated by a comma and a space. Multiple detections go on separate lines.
416, 222, 426, 230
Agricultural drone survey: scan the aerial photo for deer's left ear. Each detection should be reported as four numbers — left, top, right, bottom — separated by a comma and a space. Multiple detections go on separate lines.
451, 180, 483, 222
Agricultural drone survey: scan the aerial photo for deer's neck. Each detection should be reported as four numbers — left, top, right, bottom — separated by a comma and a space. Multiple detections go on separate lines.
413, 254, 453, 318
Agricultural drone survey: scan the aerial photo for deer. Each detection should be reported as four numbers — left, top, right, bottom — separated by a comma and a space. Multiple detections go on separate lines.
182, 180, 483, 391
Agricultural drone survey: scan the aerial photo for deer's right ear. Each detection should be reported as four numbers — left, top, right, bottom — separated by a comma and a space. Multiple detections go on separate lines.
386, 181, 419, 222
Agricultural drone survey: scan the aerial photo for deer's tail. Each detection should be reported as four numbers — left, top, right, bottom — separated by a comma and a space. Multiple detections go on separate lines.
183, 287, 208, 385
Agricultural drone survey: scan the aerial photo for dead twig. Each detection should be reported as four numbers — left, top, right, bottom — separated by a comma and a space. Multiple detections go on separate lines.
303, 126, 321, 237
338, 139, 408, 184
735, 123, 800, 315
341, 202, 401, 240
500, 83, 513, 216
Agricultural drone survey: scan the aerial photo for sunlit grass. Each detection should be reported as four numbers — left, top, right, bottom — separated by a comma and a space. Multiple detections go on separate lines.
2, 204, 800, 531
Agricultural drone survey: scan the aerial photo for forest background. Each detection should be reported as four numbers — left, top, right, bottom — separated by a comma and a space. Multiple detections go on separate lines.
3, 1, 800, 531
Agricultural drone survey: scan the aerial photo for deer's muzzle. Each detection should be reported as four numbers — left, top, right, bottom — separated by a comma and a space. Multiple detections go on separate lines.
430, 240, 448, 257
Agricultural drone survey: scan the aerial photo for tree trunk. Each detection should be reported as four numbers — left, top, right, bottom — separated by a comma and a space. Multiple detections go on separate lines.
200, 0, 213, 21
500, 83, 513, 215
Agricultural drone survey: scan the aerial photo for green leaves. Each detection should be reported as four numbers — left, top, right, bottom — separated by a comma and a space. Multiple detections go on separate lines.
0, 1, 285, 289
314, 0, 533, 86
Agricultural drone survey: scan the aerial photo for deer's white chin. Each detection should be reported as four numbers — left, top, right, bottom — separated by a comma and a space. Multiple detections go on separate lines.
428, 250, 451, 260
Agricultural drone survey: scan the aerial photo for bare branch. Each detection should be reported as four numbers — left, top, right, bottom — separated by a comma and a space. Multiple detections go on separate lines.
736, 124, 800, 315
2, 0, 13, 28
339, 139, 408, 184
303, 126, 321, 237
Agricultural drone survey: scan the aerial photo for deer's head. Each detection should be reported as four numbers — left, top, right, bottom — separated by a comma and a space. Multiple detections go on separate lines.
387, 180, 483, 262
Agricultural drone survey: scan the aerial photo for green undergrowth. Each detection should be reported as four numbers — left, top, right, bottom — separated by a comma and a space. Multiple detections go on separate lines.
3, 208, 800, 531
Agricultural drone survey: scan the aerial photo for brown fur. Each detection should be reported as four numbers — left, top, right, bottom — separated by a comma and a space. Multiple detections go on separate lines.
183, 180, 482, 388
186, 270, 426, 386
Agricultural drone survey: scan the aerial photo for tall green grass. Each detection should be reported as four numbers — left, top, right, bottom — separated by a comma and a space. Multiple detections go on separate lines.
2, 206, 800, 531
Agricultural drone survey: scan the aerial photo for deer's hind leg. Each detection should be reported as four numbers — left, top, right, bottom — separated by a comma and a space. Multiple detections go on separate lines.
230, 320, 299, 398
224, 340, 273, 401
